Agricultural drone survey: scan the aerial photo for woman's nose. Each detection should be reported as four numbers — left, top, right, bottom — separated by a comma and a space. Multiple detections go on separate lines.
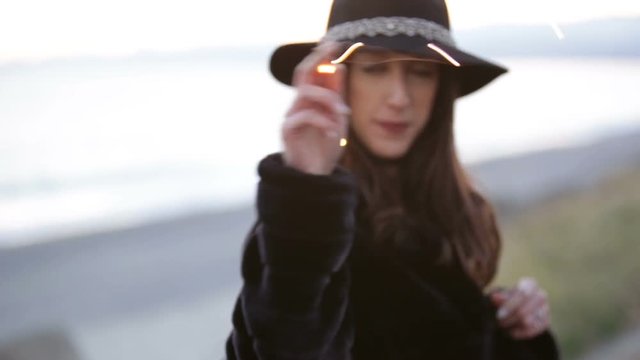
386, 70, 411, 109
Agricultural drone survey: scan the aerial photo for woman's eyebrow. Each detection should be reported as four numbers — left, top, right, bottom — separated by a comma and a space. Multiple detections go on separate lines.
349, 57, 437, 65
351, 54, 387, 63
353, 49, 432, 63
354, 48, 395, 59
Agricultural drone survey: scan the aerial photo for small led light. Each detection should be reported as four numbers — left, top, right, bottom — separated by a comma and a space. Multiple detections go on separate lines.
339, 138, 348, 147
316, 64, 337, 74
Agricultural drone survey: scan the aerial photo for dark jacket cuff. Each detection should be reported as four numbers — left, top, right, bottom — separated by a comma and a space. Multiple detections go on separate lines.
520, 330, 560, 359
255, 153, 359, 274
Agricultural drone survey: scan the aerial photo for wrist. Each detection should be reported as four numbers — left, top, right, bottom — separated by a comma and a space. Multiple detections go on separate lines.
283, 153, 334, 176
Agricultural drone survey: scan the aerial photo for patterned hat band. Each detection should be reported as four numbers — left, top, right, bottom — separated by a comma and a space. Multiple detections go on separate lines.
321, 16, 456, 47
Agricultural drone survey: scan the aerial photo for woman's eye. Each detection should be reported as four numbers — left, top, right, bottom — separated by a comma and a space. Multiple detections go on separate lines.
411, 67, 435, 78
409, 63, 437, 78
361, 63, 387, 74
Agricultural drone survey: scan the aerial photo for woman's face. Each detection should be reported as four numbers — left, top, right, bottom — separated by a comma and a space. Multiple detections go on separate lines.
347, 49, 440, 160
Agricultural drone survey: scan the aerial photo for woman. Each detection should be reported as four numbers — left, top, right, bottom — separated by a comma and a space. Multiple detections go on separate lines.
226, 0, 559, 358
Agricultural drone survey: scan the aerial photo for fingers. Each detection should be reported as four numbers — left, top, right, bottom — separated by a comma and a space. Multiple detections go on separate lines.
284, 85, 350, 143
286, 84, 351, 119
283, 109, 342, 139
286, 42, 350, 138
281, 106, 347, 175
496, 277, 536, 323
500, 287, 547, 328
322, 63, 347, 97
281, 42, 350, 175
509, 304, 550, 339
293, 42, 346, 95
495, 277, 551, 340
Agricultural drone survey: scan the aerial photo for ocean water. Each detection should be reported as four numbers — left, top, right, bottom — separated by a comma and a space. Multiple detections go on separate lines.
1, 53, 639, 246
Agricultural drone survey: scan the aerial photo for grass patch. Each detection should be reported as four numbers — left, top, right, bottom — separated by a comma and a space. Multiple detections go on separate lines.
493, 168, 640, 359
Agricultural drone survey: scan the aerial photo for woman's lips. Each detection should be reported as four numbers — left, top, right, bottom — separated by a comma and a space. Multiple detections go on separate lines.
377, 121, 409, 135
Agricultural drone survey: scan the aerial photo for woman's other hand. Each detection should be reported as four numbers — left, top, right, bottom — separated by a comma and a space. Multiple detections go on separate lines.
490, 277, 551, 339
282, 42, 350, 175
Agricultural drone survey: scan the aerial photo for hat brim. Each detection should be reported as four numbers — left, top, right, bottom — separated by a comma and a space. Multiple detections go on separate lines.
269, 35, 507, 97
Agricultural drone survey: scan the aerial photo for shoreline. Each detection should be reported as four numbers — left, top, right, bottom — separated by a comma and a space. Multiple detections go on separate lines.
4, 123, 639, 249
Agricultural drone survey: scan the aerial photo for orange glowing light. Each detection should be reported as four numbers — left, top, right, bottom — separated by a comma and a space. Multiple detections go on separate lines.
316, 64, 337, 74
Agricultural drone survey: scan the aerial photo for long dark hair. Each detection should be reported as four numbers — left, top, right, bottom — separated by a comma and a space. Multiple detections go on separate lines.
340, 66, 501, 288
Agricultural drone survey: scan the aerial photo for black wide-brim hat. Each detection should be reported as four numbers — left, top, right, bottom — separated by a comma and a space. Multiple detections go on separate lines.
269, 0, 508, 97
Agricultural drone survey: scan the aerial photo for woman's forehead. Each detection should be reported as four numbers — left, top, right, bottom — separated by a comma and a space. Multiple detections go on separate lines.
348, 46, 438, 64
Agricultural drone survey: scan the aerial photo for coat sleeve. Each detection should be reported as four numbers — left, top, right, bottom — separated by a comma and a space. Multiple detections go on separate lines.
494, 327, 561, 359
226, 153, 359, 360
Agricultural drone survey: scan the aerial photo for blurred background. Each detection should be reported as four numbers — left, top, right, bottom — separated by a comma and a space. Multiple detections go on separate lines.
1, 0, 639, 359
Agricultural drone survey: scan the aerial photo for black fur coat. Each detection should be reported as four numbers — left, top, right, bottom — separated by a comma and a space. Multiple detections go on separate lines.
226, 153, 560, 359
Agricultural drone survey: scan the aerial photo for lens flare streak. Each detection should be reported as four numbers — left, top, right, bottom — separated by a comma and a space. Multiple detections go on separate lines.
331, 42, 365, 64
427, 43, 461, 67
550, 22, 565, 40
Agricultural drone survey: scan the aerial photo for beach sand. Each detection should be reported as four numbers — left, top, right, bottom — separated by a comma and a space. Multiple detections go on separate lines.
0, 205, 254, 359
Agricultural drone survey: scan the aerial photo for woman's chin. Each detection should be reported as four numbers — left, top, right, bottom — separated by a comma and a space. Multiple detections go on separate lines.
366, 143, 411, 161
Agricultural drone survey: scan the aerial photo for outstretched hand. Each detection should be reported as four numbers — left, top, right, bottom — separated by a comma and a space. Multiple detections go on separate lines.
282, 42, 350, 175
490, 277, 551, 340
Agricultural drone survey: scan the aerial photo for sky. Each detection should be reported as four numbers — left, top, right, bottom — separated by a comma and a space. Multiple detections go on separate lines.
0, 0, 639, 63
